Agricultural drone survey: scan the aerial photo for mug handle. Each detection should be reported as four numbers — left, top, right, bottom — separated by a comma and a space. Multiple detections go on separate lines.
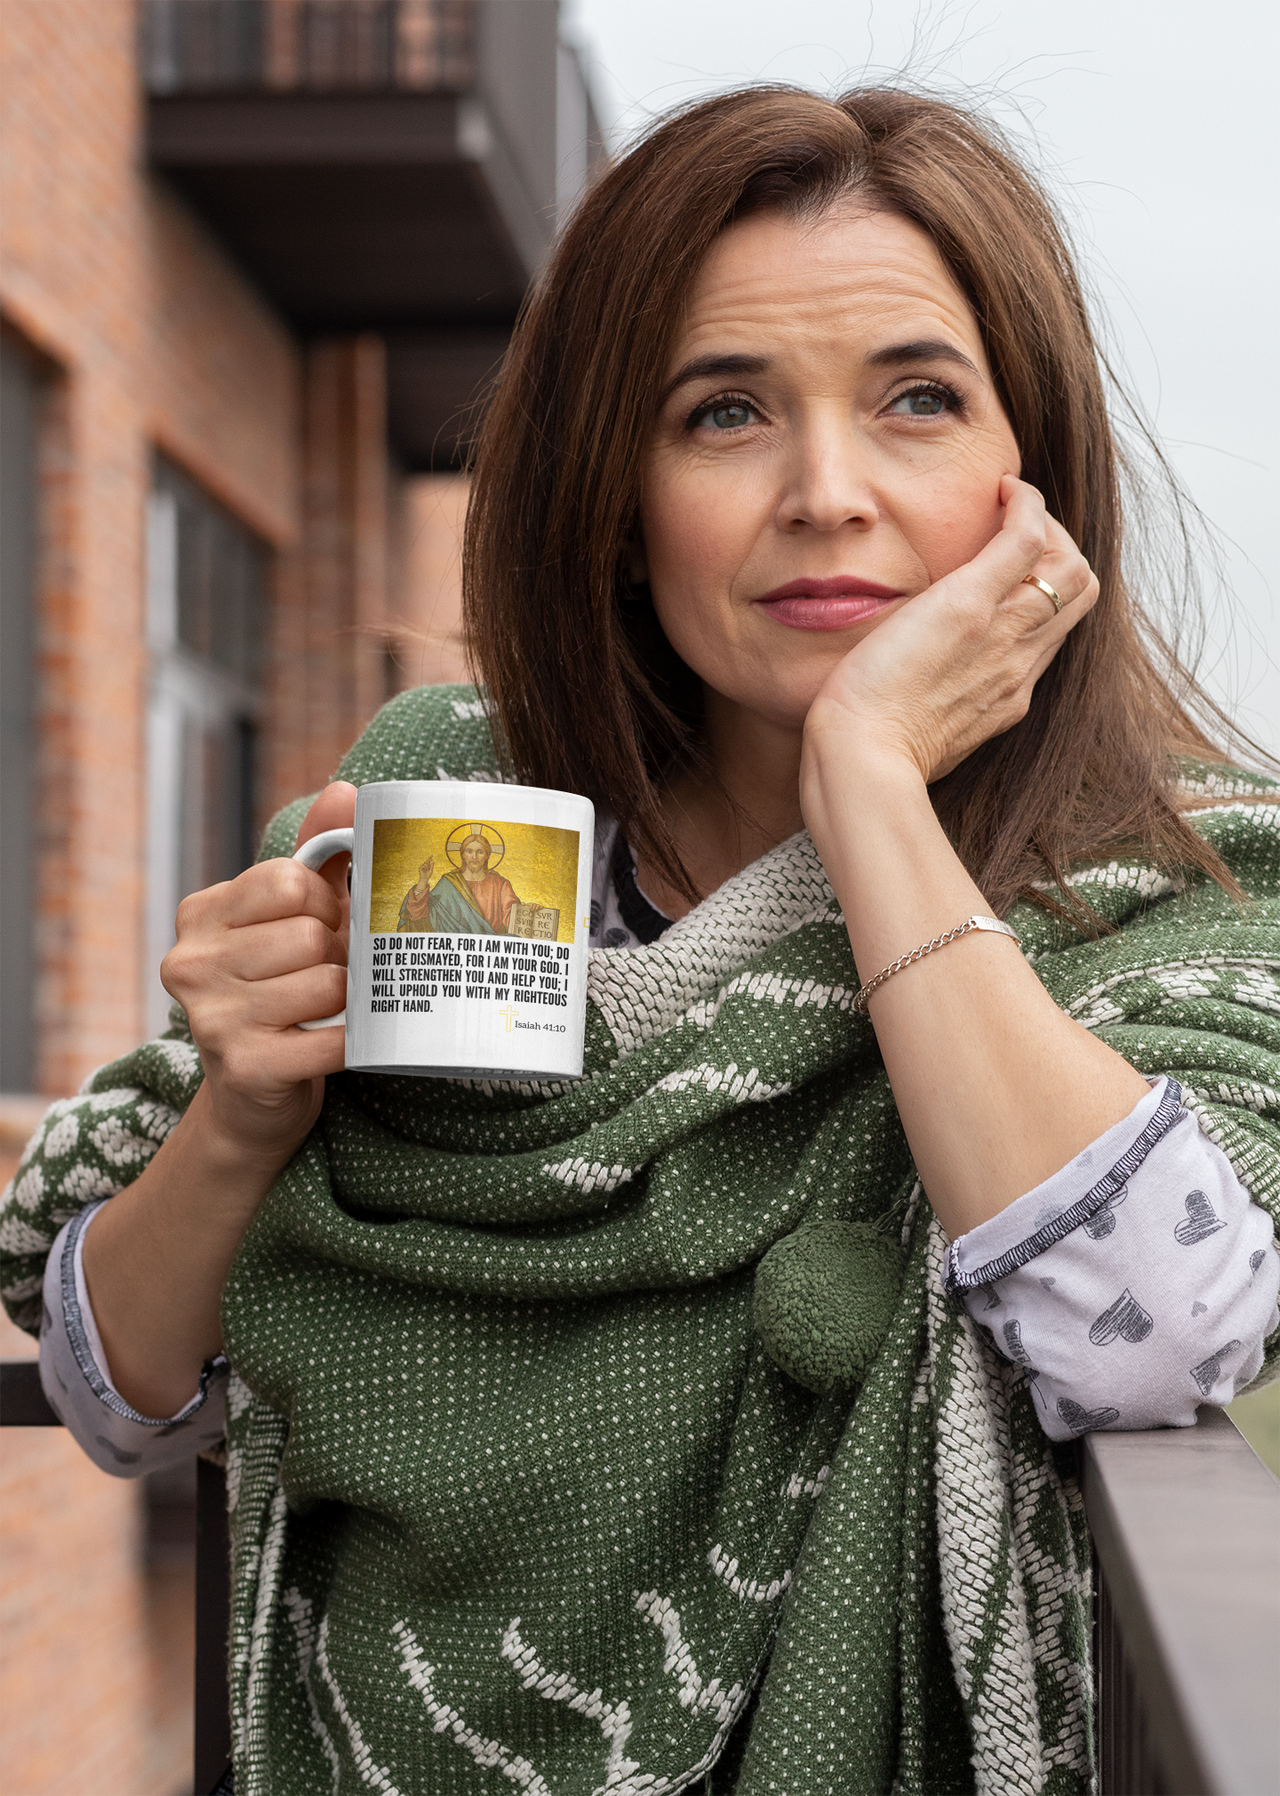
292, 827, 355, 1031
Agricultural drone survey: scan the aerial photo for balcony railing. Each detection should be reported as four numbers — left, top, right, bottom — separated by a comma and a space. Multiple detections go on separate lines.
137, 0, 573, 347
2, 1358, 232, 1792
1083, 1406, 1279, 1794
136, 0, 599, 465
21, 1358, 1270, 1793
142, 0, 476, 94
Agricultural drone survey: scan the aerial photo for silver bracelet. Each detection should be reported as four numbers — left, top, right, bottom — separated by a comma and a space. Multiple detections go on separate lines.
853, 914, 1021, 1015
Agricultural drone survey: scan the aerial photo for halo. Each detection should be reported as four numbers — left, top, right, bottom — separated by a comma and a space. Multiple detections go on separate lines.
445, 821, 505, 869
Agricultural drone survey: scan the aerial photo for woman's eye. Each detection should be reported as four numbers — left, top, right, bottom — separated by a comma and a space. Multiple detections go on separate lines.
889, 386, 952, 418
695, 399, 757, 431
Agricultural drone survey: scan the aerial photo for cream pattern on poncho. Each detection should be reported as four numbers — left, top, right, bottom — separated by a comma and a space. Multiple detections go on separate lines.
4, 685, 1279, 1796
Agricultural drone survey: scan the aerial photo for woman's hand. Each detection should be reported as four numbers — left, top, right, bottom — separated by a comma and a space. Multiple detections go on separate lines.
802, 477, 1099, 786
797, 476, 1146, 1240
159, 781, 357, 1174
81, 781, 358, 1417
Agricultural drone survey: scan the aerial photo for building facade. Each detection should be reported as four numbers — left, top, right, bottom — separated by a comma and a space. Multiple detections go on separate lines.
0, 4, 598, 1787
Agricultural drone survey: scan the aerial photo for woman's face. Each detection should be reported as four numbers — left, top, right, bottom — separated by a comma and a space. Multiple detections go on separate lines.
637, 207, 1022, 733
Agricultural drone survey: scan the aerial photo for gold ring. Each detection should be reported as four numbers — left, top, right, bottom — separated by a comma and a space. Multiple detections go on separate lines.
1022, 575, 1063, 614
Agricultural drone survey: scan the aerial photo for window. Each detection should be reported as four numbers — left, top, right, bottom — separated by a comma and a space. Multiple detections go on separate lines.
0, 332, 46, 1091
146, 457, 266, 1036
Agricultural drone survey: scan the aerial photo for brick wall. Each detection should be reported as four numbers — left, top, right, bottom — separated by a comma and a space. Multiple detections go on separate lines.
1, 0, 300, 1094
265, 335, 391, 816
393, 472, 471, 693
0, 3, 299, 1789
262, 369, 472, 820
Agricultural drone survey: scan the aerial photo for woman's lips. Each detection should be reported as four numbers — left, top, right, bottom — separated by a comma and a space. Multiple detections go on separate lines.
754, 576, 905, 631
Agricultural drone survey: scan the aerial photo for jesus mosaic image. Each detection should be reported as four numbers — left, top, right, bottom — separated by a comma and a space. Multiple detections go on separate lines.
370, 816, 578, 942
397, 825, 519, 934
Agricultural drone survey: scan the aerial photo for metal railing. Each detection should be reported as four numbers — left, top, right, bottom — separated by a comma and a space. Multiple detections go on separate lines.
1, 1358, 232, 1794
4, 1356, 1275, 1794
141, 0, 476, 94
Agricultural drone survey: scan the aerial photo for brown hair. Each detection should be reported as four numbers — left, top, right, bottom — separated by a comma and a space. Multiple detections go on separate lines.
464, 85, 1244, 918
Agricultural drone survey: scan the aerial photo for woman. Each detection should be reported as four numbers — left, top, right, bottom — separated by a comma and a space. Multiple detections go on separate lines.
5, 88, 1278, 1795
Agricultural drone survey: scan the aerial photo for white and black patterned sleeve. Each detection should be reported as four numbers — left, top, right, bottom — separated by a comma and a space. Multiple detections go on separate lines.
945, 1077, 1280, 1440
38, 1200, 228, 1477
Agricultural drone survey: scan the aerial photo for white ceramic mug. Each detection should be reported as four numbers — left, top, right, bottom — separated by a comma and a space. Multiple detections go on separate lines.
294, 781, 595, 1080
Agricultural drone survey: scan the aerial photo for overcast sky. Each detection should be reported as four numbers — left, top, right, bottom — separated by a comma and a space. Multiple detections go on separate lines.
562, 0, 1279, 759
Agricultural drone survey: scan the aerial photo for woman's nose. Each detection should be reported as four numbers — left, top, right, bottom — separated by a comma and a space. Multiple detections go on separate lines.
775, 416, 881, 534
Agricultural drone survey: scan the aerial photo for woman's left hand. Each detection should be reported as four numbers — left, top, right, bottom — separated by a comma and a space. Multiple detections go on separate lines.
796, 474, 1146, 1239
802, 476, 1099, 785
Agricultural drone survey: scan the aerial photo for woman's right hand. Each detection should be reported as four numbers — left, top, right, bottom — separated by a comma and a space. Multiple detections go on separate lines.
79, 782, 357, 1418
160, 781, 357, 1172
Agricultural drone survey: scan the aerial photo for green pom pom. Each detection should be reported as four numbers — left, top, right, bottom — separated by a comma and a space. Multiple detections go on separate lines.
753, 1220, 906, 1393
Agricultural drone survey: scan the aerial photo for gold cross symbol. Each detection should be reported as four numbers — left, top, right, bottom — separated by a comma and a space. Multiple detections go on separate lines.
498, 1004, 516, 1032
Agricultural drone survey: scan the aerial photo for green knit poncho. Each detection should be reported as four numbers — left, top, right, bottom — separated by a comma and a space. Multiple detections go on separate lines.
5, 686, 1280, 1796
